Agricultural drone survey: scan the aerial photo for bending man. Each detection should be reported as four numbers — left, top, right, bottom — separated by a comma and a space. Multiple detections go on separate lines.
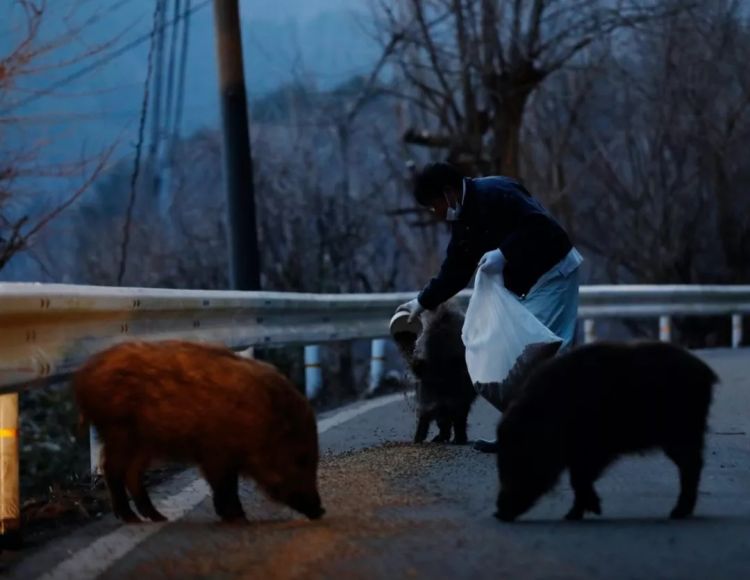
397, 162, 582, 453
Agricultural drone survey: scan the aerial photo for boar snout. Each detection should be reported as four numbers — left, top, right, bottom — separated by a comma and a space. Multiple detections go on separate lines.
304, 505, 326, 520
286, 491, 325, 520
495, 489, 535, 522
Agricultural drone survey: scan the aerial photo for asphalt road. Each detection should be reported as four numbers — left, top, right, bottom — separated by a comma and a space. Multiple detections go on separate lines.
7, 348, 750, 579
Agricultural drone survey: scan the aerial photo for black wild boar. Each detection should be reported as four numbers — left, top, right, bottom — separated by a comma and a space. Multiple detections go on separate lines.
393, 301, 477, 444
74, 340, 324, 523
495, 341, 717, 522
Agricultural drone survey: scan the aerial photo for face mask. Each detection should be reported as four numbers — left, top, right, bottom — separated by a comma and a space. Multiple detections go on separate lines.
444, 185, 464, 222
445, 203, 461, 222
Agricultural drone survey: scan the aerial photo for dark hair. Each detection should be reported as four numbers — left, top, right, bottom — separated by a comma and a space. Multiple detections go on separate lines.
413, 162, 465, 207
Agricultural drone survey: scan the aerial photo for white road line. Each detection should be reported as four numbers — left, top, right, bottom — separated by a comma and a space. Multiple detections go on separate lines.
317, 392, 411, 433
38, 392, 409, 580
38, 479, 211, 580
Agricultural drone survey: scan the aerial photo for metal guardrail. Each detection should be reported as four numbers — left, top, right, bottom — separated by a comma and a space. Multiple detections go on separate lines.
1, 283, 750, 393
0, 283, 416, 395
0, 281, 749, 539
578, 285, 750, 318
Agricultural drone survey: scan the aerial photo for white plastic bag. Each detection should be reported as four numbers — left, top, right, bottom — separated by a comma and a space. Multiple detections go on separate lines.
462, 265, 563, 411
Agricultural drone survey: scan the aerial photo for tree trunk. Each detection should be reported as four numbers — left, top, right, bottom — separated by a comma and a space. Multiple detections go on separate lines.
712, 153, 747, 280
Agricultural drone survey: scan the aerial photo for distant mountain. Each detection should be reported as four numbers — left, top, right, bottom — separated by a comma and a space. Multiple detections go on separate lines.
0, 0, 380, 281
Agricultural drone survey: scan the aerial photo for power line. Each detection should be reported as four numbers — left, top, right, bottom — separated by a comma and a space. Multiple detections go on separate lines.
163, 0, 183, 142
148, 0, 168, 197
148, 1, 168, 163
172, 0, 192, 142
0, 0, 211, 116
117, 0, 163, 287
150, 0, 184, 205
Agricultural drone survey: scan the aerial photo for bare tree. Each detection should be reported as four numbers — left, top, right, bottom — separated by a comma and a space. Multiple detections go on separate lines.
0, 0, 125, 273
680, 0, 750, 282
73, 130, 228, 289
371, 0, 692, 177
515, 1, 750, 345
519, 44, 612, 236
551, 1, 750, 287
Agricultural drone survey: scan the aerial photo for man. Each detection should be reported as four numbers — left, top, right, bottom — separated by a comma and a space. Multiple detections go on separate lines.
396, 162, 582, 452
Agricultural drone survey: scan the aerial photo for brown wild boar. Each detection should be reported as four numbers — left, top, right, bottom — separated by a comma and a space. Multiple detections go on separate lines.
496, 341, 717, 522
74, 340, 324, 523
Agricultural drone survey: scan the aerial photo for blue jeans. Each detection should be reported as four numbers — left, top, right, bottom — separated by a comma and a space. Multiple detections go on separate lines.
519, 258, 581, 349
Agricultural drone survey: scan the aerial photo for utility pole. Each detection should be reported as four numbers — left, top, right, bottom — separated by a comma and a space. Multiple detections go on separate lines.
213, 0, 261, 290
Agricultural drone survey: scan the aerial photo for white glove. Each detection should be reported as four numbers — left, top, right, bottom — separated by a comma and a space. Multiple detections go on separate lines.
396, 298, 425, 323
478, 249, 506, 274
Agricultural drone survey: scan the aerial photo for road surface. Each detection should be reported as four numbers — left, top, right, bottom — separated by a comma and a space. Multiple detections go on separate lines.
6, 348, 750, 579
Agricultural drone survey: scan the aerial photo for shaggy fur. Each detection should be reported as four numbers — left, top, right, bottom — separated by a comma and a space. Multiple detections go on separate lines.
74, 340, 324, 523
495, 341, 718, 522
393, 301, 476, 444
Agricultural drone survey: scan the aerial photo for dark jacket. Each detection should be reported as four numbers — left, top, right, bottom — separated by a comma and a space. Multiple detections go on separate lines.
417, 177, 572, 309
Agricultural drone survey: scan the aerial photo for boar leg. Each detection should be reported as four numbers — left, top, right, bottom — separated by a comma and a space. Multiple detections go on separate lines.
452, 409, 469, 445
432, 417, 451, 443
664, 443, 703, 519
203, 463, 246, 522
565, 461, 604, 521
103, 442, 142, 523
125, 453, 166, 522
414, 412, 432, 443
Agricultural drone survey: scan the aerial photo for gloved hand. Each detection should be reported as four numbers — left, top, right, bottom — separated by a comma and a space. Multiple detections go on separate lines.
396, 297, 425, 323
478, 249, 506, 274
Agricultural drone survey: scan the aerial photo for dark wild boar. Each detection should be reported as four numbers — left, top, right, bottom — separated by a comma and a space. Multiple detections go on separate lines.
74, 340, 324, 523
393, 301, 476, 444
496, 341, 717, 522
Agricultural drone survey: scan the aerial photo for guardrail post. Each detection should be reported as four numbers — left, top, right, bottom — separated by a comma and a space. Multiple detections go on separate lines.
659, 315, 672, 342
304, 345, 322, 400
732, 314, 742, 348
89, 427, 103, 478
367, 339, 387, 395
583, 319, 595, 344
0, 393, 20, 546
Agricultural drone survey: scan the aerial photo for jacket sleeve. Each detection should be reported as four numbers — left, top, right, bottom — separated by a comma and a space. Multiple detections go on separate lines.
417, 225, 483, 310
